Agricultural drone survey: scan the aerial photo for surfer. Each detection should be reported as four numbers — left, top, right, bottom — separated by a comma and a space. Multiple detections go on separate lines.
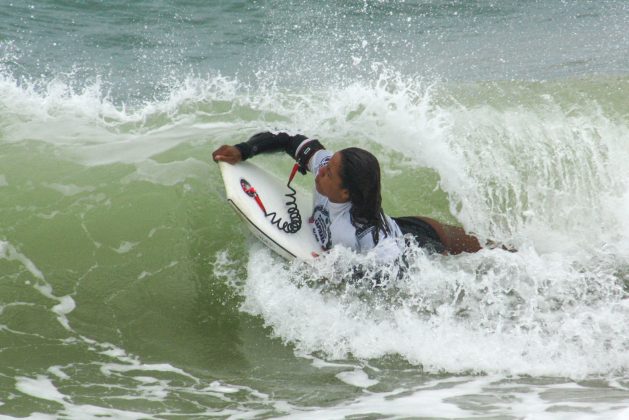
213, 132, 478, 260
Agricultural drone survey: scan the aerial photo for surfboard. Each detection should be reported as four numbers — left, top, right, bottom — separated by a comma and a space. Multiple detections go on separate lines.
218, 161, 322, 261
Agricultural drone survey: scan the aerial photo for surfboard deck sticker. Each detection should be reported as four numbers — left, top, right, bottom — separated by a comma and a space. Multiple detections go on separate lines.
218, 161, 322, 261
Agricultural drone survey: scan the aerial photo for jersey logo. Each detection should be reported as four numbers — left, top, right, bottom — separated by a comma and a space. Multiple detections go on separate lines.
318, 156, 331, 170
355, 224, 374, 240
310, 204, 332, 250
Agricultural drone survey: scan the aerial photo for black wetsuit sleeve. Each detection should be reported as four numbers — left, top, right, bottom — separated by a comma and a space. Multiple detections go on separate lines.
234, 132, 308, 161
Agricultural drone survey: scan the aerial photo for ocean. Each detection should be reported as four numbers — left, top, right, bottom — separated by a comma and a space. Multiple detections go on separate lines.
1, 0, 628, 418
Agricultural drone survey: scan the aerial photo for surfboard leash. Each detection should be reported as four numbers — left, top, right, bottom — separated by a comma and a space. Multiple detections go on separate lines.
239, 163, 303, 234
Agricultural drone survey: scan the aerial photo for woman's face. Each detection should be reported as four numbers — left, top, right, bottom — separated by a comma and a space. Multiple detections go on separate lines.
315, 152, 349, 203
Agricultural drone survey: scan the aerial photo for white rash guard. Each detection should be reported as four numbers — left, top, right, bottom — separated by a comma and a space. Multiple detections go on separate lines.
306, 149, 403, 262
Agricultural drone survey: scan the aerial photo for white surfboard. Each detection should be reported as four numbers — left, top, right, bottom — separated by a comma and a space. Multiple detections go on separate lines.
218, 161, 322, 261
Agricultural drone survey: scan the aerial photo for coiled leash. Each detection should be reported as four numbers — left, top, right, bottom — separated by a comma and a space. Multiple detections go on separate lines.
240, 163, 303, 234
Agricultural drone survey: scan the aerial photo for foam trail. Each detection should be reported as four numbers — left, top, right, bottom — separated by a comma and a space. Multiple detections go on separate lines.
239, 240, 629, 379
14, 374, 159, 419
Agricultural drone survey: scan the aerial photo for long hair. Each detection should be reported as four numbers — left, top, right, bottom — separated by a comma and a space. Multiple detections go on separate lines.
339, 147, 391, 244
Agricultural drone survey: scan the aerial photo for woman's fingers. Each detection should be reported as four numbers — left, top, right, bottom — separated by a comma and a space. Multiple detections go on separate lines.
212, 145, 242, 164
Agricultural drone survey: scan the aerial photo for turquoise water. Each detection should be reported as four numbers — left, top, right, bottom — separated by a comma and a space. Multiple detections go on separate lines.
1, 1, 628, 418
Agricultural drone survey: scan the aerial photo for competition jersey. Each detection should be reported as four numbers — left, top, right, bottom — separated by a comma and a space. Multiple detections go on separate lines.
307, 149, 403, 262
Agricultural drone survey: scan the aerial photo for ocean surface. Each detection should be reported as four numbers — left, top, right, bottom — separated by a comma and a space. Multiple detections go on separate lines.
1, 0, 629, 418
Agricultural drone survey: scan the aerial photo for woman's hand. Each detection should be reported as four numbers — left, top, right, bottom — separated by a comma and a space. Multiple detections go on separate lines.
212, 145, 242, 164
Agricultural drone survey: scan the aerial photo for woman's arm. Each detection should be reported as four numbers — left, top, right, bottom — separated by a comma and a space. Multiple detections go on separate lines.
234, 132, 307, 160
213, 132, 324, 172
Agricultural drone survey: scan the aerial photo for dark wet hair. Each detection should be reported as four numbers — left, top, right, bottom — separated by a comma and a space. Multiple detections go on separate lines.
339, 147, 391, 245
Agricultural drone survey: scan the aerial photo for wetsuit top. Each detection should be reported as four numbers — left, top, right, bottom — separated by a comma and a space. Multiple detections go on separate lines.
235, 132, 403, 261
307, 149, 402, 261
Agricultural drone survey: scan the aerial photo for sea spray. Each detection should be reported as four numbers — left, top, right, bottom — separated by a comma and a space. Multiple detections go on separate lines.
236, 237, 628, 378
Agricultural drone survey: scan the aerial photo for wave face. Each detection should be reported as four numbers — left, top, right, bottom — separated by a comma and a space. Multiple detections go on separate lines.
1, 1, 629, 418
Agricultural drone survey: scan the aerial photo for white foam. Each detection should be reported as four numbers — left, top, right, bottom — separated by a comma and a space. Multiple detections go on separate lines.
38, 211, 61, 220
52, 295, 76, 317
113, 241, 139, 254
335, 369, 378, 388
61, 404, 158, 420
0, 241, 81, 334
0, 72, 242, 167
100, 362, 197, 382
47, 366, 70, 380
241, 243, 629, 379
614, 406, 629, 420
136, 261, 178, 280
289, 376, 483, 419
281, 375, 629, 419
0, 240, 45, 280
442, 94, 629, 249
15, 373, 161, 419
300, 354, 356, 369
206, 381, 241, 394
15, 375, 66, 403
122, 158, 210, 186
43, 183, 95, 196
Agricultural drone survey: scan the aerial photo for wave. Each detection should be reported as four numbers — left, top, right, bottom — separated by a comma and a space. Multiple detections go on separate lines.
2, 69, 627, 241
3, 68, 628, 380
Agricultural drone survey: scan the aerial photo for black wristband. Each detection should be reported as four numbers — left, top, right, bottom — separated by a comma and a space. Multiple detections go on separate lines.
295, 139, 325, 174
234, 143, 252, 161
